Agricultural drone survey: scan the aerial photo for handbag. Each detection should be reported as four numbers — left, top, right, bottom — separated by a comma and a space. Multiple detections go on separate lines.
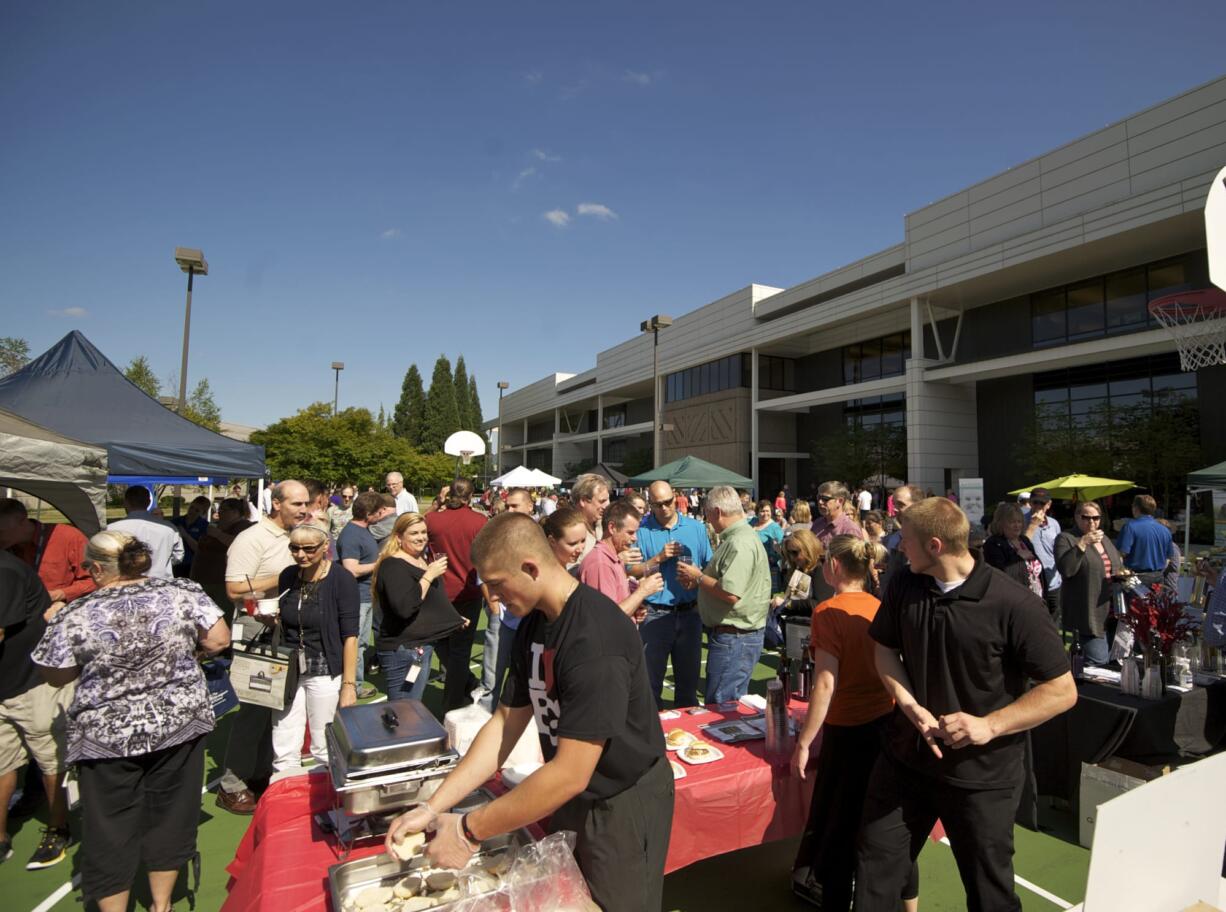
230, 619, 300, 711
202, 656, 239, 719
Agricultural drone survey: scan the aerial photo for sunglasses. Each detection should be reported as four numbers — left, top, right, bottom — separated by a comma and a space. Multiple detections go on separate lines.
649, 498, 675, 508
1078, 514, 1102, 522
818, 495, 836, 503
289, 543, 324, 554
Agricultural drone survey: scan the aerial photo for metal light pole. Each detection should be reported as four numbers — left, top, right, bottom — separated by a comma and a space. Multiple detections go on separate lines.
640, 314, 673, 469
496, 381, 510, 474
331, 362, 345, 416
173, 248, 208, 413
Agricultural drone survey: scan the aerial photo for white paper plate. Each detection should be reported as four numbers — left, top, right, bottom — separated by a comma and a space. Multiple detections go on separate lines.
678, 742, 724, 765
670, 759, 687, 780
664, 729, 696, 751
658, 710, 682, 720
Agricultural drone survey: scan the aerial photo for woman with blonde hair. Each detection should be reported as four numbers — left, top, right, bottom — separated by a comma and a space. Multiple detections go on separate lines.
33, 531, 229, 912
785, 500, 814, 535
789, 534, 918, 911
265, 524, 359, 773
372, 512, 465, 702
984, 502, 1046, 598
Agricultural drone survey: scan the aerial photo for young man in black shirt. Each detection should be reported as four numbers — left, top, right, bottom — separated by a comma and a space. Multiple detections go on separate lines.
386, 512, 673, 912
856, 497, 1075, 912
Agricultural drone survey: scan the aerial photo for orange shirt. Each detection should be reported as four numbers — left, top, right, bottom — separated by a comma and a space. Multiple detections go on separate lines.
809, 590, 893, 727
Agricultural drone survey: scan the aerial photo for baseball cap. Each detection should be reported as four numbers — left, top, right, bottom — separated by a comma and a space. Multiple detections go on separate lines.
1030, 487, 1053, 504
1017, 491, 1031, 501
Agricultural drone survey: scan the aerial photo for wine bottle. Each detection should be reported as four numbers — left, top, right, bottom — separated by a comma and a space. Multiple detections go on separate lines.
1070, 630, 1085, 679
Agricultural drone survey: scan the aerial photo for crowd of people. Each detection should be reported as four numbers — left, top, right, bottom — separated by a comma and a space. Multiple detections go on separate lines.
0, 467, 1214, 911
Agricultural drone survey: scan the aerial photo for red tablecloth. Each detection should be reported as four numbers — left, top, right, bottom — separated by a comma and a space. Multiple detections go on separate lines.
223, 703, 827, 911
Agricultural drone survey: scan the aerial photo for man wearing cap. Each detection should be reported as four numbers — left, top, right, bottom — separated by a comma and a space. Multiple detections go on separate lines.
1023, 488, 1063, 623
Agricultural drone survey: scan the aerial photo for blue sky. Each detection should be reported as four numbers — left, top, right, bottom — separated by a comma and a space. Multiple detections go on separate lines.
2, 2, 1223, 430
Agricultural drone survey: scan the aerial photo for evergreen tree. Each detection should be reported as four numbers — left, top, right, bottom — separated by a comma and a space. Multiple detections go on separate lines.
181, 378, 222, 432
392, 364, 427, 446
468, 375, 484, 429
377, 404, 386, 428
124, 355, 161, 398
0, 337, 30, 376
453, 356, 472, 430
423, 355, 459, 452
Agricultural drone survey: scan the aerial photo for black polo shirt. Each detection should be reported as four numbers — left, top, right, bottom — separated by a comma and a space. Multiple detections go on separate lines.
869, 558, 1069, 789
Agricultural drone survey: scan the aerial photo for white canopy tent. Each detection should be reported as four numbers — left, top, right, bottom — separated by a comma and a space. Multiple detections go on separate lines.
489, 465, 540, 488
0, 407, 108, 534
526, 468, 562, 488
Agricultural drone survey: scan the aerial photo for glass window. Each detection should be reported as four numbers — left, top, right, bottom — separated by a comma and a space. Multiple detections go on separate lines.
844, 345, 861, 385
1108, 376, 1148, 397
1148, 258, 1190, 302
1032, 290, 1066, 346
860, 339, 881, 381
1069, 381, 1107, 400
718, 357, 730, 391
1066, 280, 1105, 340
740, 354, 751, 388
881, 334, 905, 377
1034, 387, 1069, 405
1106, 269, 1147, 333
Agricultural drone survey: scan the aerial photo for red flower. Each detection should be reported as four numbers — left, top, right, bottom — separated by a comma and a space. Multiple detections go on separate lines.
1123, 584, 1195, 657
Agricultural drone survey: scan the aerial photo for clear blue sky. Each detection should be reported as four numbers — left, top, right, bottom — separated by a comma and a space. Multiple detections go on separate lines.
2, 2, 1222, 429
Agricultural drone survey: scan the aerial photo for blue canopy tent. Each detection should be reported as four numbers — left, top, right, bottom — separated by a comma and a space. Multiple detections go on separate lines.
0, 331, 265, 490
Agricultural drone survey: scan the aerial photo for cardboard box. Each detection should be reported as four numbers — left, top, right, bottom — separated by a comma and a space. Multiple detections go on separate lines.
1078, 757, 1171, 848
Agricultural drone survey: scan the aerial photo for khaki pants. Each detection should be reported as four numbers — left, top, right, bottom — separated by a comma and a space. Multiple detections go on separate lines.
0, 681, 73, 776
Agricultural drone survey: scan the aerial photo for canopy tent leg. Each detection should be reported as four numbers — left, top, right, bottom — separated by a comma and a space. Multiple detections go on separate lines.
1185, 491, 1193, 560
257, 478, 265, 515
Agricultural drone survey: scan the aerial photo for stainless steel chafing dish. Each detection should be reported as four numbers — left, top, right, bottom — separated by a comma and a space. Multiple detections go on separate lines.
328, 788, 536, 912
328, 699, 460, 817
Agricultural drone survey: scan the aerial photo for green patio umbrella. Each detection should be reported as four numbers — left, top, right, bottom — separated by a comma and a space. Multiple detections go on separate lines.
628, 455, 753, 489
1008, 474, 1135, 502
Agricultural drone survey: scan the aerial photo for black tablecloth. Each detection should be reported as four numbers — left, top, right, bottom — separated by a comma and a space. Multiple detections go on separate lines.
1030, 678, 1226, 802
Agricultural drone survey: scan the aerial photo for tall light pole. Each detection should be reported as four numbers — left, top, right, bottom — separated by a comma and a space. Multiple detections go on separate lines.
173, 247, 208, 413
496, 381, 510, 474
331, 362, 345, 416
640, 314, 673, 469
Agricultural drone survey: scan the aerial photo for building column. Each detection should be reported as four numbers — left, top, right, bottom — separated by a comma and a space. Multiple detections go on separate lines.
750, 347, 760, 496
552, 409, 561, 477
905, 358, 979, 495
596, 395, 603, 464
910, 296, 925, 360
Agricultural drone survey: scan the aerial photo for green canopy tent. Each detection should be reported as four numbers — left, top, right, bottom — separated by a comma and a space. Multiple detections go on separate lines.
628, 455, 754, 489
1185, 459, 1226, 555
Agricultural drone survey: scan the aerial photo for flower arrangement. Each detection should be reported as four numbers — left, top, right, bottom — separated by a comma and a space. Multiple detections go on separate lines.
1122, 584, 1196, 658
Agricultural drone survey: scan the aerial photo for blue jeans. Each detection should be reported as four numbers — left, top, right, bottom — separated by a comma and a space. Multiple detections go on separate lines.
704, 626, 764, 705
356, 601, 373, 685
1080, 617, 1117, 665
479, 609, 517, 712
639, 605, 703, 708
379, 644, 434, 702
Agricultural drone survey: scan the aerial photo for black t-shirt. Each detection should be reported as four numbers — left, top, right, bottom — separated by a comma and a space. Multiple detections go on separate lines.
0, 550, 51, 701
869, 558, 1069, 789
374, 558, 464, 653
501, 582, 665, 800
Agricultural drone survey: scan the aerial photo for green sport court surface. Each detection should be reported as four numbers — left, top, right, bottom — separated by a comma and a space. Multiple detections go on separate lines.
3, 620, 1091, 911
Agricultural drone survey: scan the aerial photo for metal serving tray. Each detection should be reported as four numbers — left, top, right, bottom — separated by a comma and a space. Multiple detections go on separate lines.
331, 699, 450, 775
328, 789, 533, 912
327, 725, 459, 817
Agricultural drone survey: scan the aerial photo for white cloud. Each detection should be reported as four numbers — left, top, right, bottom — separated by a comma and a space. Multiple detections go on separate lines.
559, 80, 588, 101
380, 228, 401, 240
524, 69, 543, 86
543, 209, 571, 228
48, 306, 88, 317
577, 202, 618, 221
532, 148, 562, 163
512, 167, 538, 191
623, 70, 652, 86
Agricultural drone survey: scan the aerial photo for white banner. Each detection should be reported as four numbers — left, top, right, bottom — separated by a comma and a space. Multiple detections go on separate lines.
958, 477, 985, 525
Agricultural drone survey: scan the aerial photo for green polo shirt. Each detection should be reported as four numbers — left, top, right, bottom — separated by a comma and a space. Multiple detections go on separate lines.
698, 518, 772, 630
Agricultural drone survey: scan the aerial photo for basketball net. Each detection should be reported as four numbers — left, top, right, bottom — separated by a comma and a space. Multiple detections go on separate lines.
459, 450, 475, 466
1148, 289, 1226, 372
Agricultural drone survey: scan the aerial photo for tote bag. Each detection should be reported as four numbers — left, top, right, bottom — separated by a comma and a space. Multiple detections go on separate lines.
230, 621, 299, 711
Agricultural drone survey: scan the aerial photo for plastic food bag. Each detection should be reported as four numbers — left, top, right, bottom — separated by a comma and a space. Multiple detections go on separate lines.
449, 832, 597, 912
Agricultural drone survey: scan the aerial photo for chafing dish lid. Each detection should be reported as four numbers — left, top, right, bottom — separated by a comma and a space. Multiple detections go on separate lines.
330, 699, 450, 773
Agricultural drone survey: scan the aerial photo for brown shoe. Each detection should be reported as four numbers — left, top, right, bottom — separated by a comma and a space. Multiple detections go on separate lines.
215, 788, 258, 815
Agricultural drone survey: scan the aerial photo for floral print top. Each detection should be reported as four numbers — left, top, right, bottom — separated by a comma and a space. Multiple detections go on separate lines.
32, 577, 222, 762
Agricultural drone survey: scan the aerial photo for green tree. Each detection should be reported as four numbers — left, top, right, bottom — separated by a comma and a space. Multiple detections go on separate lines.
468, 375, 484, 429
376, 404, 387, 429
0, 337, 30, 376
423, 355, 459, 452
810, 421, 907, 488
124, 355, 162, 398
251, 403, 456, 491
180, 378, 222, 432
453, 356, 472, 430
392, 364, 427, 446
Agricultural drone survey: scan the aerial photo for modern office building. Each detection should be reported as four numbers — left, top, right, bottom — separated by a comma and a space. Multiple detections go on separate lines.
489, 76, 1226, 502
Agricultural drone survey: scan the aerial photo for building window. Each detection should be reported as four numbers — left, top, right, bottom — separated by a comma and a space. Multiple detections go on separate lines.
842, 332, 910, 385
845, 392, 906, 428
603, 405, 626, 429
664, 352, 752, 404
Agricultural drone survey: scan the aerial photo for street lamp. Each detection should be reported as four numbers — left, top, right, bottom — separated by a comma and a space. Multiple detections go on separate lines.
331, 362, 345, 416
173, 247, 208, 413
640, 314, 673, 469
496, 381, 510, 474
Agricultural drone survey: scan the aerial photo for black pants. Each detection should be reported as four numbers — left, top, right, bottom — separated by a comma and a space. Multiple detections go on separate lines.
437, 597, 483, 712
855, 755, 1022, 912
219, 701, 273, 794
77, 735, 206, 902
550, 756, 674, 912
1043, 587, 1062, 628
793, 717, 917, 910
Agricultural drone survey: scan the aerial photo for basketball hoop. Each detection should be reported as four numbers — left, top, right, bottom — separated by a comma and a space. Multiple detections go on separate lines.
443, 430, 487, 474
458, 450, 475, 466
1148, 287, 1226, 371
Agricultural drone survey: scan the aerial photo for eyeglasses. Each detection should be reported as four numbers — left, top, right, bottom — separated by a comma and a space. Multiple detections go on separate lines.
649, 498, 675, 508
289, 543, 324, 554
1078, 514, 1102, 522
818, 495, 836, 503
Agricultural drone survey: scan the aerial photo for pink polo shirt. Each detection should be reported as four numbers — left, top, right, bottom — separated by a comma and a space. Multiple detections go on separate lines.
578, 539, 630, 604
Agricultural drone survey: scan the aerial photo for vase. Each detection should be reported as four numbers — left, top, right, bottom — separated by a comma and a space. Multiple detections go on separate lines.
1140, 648, 1166, 700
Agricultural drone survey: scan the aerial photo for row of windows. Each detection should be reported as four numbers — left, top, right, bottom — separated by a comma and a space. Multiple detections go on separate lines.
843, 332, 911, 385
1031, 254, 1198, 348
664, 353, 796, 404
845, 392, 906, 429
1033, 355, 1197, 434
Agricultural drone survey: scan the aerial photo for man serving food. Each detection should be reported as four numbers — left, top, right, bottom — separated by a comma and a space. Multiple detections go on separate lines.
385, 512, 674, 912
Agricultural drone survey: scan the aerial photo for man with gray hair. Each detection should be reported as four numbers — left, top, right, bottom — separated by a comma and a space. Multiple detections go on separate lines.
386, 472, 419, 515
215, 479, 309, 815
571, 473, 611, 563
676, 485, 770, 704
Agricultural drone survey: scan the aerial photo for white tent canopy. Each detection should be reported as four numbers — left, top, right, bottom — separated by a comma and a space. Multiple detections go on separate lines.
526, 468, 562, 488
0, 407, 108, 534
489, 465, 562, 489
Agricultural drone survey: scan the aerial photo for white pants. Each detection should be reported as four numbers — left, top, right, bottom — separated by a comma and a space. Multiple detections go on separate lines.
271, 674, 340, 772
